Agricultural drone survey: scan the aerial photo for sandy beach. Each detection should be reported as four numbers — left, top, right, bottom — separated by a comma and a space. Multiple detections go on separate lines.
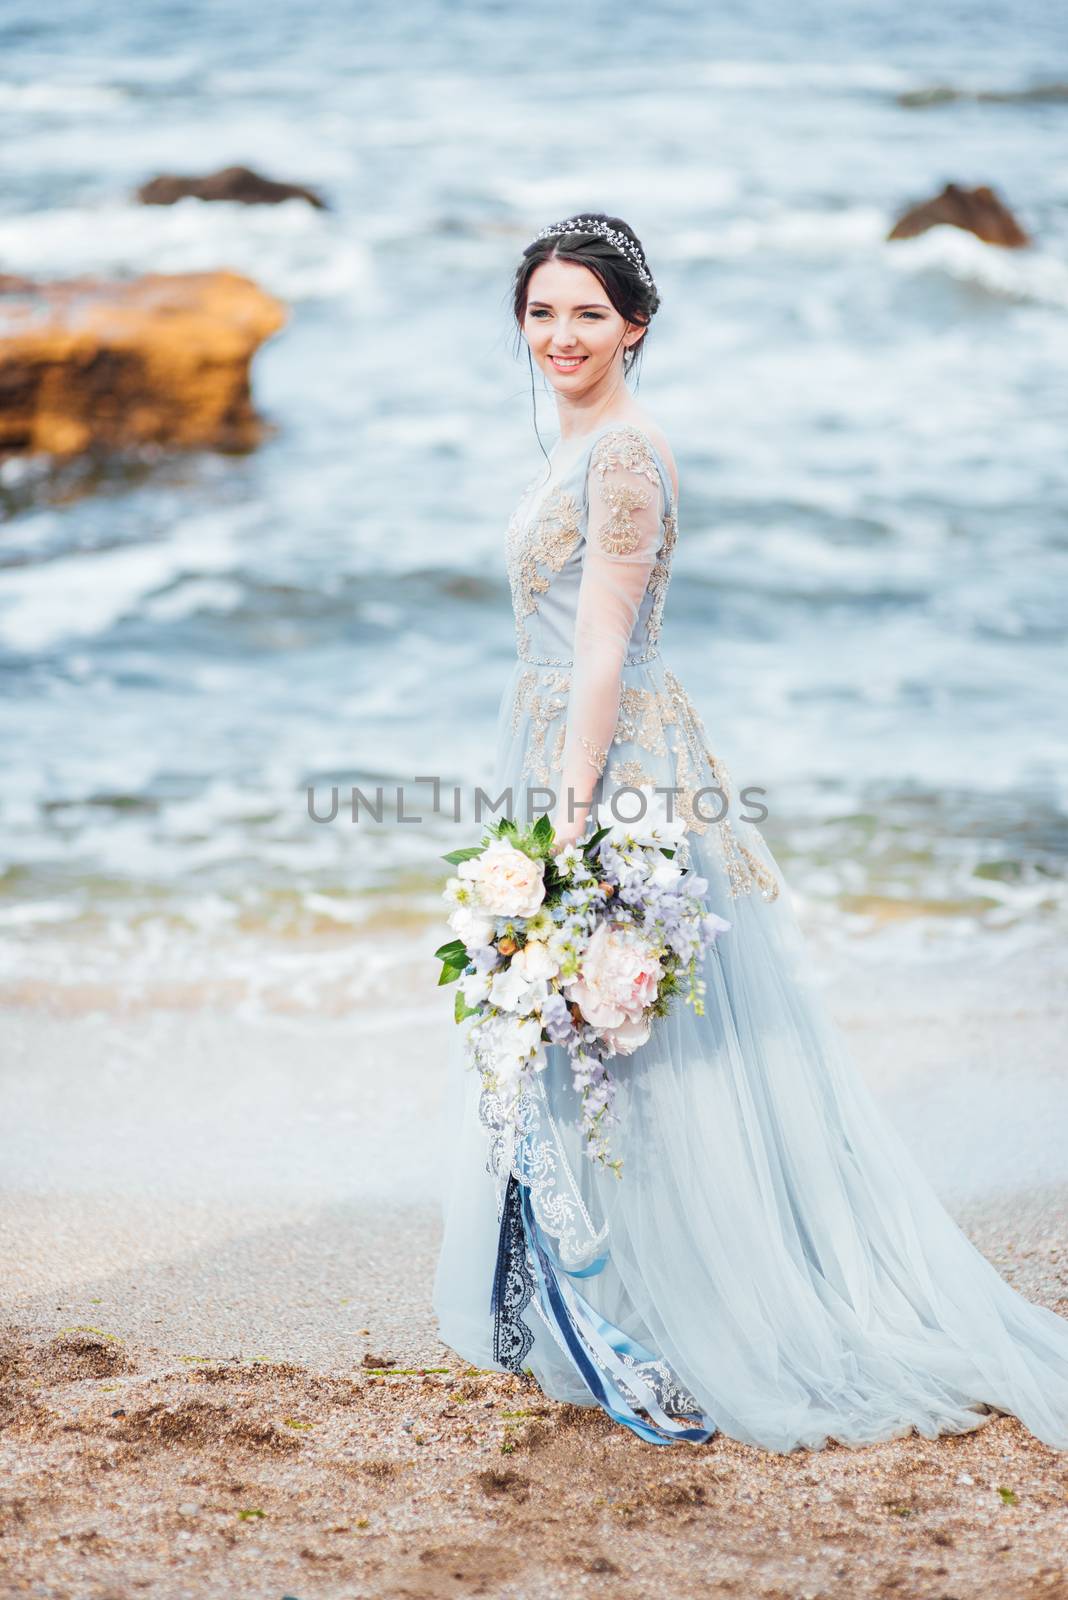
3, 937, 1068, 1597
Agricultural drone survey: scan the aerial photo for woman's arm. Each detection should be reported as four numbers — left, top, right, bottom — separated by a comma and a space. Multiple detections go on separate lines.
551, 431, 665, 851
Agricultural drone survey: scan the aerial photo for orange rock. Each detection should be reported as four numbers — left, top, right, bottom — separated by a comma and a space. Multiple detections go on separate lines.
0, 269, 287, 457
887, 183, 1031, 248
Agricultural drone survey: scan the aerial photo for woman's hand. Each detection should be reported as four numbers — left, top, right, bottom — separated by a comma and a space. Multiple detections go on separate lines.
549, 813, 588, 856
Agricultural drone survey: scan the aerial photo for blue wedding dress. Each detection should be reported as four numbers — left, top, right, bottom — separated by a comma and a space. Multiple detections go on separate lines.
432, 419, 1068, 1451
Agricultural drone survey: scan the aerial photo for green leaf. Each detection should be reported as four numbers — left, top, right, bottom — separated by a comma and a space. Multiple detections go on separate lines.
433, 937, 467, 961
237, 1508, 266, 1520
438, 963, 466, 986
997, 1486, 1019, 1505
584, 826, 609, 852
442, 846, 484, 865
531, 814, 553, 846
454, 990, 480, 1023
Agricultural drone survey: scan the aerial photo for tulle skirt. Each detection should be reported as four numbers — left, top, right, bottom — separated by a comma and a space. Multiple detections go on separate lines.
432, 655, 1068, 1452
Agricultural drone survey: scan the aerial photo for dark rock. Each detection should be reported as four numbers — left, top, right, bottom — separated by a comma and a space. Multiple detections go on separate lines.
887, 183, 1031, 247
137, 164, 327, 209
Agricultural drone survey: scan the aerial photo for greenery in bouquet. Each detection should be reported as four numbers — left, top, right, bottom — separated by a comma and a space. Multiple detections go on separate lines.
435, 789, 730, 1176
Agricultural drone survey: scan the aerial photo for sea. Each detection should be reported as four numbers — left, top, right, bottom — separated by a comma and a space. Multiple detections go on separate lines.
1, 0, 1066, 1020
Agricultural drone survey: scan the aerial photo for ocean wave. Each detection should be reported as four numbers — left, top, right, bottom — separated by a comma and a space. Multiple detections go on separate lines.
689, 60, 909, 93
0, 512, 243, 654
0, 79, 128, 112
887, 228, 1068, 312
671, 206, 885, 262
0, 198, 370, 303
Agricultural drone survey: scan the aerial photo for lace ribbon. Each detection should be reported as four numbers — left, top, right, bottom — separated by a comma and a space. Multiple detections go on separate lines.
489, 1172, 535, 1372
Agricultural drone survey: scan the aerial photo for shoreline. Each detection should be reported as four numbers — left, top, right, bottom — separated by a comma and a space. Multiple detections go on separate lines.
2, 941, 1067, 1594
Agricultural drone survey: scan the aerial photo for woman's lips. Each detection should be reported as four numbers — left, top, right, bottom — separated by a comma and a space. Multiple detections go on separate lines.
549, 355, 588, 371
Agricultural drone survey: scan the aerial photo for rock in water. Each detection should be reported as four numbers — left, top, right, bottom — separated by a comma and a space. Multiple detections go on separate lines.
137, 165, 327, 209
0, 270, 287, 457
887, 183, 1031, 247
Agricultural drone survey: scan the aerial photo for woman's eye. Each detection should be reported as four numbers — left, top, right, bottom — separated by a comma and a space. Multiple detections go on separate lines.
529, 310, 604, 320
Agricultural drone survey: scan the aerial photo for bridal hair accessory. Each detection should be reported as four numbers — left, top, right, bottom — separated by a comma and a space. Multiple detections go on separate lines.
532, 217, 655, 291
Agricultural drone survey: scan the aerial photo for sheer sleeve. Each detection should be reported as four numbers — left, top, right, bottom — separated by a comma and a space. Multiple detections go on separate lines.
552, 430, 665, 846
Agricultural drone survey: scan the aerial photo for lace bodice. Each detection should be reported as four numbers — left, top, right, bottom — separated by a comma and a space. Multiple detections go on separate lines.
505, 421, 677, 670
505, 422, 679, 833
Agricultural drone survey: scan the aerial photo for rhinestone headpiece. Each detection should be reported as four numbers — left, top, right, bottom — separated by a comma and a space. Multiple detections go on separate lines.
531, 216, 655, 290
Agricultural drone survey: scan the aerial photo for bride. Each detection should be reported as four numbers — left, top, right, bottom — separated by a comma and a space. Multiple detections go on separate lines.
432, 212, 1068, 1452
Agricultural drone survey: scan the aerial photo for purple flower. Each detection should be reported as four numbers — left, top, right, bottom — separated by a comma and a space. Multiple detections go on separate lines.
541, 990, 576, 1045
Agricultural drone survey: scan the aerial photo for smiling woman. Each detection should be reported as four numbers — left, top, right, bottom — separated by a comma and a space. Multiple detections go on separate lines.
432, 212, 1068, 1457
513, 210, 661, 437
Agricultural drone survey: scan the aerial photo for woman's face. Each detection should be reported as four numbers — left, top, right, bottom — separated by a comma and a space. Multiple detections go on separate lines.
522, 258, 640, 396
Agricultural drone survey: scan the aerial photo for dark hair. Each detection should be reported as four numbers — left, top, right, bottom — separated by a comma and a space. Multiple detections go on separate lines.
512, 212, 660, 389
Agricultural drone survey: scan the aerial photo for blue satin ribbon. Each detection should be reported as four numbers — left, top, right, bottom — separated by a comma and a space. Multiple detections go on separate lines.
518, 1178, 716, 1446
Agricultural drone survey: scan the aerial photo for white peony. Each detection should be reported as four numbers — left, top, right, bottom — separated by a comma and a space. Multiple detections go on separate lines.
468, 839, 546, 918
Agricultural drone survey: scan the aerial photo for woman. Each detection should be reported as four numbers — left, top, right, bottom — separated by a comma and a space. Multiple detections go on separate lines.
432, 213, 1068, 1451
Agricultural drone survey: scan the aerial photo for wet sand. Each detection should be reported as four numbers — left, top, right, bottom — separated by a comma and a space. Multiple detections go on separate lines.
2, 939, 1068, 1596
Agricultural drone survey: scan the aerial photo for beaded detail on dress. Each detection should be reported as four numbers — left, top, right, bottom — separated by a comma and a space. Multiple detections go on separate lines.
501, 422, 780, 903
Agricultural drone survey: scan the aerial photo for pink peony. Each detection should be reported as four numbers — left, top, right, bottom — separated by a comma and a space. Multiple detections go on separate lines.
566, 923, 662, 1056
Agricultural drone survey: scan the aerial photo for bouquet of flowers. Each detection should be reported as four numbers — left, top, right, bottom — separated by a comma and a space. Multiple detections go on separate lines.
435, 788, 730, 1177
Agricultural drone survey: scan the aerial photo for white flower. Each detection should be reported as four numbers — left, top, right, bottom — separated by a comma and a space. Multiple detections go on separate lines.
448, 904, 496, 950
599, 786, 687, 853
512, 939, 560, 981
555, 842, 583, 877
649, 855, 684, 888
474, 1012, 547, 1104
601, 1013, 652, 1056
466, 839, 546, 918
490, 963, 549, 1017
459, 969, 491, 1007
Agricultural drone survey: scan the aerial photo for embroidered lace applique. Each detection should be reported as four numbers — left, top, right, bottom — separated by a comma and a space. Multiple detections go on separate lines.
663, 668, 780, 902
511, 669, 571, 786
646, 511, 678, 648
594, 479, 654, 556
580, 735, 608, 774
506, 484, 582, 659
607, 757, 661, 790
589, 428, 663, 493
614, 685, 674, 755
